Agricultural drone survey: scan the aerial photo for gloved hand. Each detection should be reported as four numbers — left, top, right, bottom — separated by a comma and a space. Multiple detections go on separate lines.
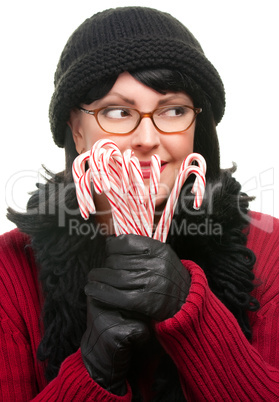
81, 300, 150, 395
85, 234, 191, 322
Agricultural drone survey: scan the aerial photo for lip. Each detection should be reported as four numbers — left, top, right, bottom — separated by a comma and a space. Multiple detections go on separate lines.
140, 160, 167, 179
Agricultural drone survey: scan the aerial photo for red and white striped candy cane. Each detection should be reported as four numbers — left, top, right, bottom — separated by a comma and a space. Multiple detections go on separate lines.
73, 140, 206, 242
90, 140, 122, 194
121, 150, 146, 235
100, 148, 140, 235
72, 150, 94, 220
153, 162, 206, 243
182, 153, 206, 208
147, 154, 161, 235
90, 141, 132, 235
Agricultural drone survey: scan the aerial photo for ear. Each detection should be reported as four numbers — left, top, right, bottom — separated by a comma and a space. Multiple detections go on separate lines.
67, 109, 85, 154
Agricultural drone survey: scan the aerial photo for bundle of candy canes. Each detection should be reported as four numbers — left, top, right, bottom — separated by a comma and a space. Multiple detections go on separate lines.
72, 139, 206, 243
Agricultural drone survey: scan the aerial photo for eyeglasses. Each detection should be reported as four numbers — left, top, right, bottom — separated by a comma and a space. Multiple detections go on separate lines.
79, 105, 202, 134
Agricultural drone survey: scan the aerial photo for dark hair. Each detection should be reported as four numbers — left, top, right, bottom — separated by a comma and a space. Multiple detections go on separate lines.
64, 68, 220, 182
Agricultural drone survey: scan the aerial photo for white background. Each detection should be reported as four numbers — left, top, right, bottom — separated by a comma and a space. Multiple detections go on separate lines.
1, 0, 278, 234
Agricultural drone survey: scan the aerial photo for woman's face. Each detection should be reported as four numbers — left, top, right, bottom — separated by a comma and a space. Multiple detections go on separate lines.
69, 71, 195, 215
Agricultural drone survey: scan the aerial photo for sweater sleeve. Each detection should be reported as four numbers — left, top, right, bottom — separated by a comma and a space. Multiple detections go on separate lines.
0, 321, 131, 402
30, 349, 132, 402
155, 214, 279, 401
0, 230, 132, 401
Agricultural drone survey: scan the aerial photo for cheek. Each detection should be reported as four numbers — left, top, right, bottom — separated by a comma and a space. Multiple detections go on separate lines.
80, 120, 103, 151
165, 131, 194, 161
82, 125, 131, 152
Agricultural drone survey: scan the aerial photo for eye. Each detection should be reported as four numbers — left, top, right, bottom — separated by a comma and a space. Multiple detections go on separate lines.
100, 107, 132, 119
159, 106, 188, 118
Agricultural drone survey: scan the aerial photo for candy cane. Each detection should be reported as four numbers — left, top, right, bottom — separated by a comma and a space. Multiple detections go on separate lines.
147, 154, 161, 235
100, 149, 140, 234
153, 163, 206, 243
121, 150, 146, 235
129, 156, 151, 236
72, 150, 94, 219
72, 139, 206, 241
90, 140, 122, 194
182, 153, 206, 205
92, 142, 133, 234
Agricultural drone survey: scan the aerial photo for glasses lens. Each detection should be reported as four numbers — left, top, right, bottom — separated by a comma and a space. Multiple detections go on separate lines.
153, 106, 195, 133
97, 107, 140, 134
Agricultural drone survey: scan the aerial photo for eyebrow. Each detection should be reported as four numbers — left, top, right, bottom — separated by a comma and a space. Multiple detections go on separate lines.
158, 95, 189, 105
102, 93, 136, 105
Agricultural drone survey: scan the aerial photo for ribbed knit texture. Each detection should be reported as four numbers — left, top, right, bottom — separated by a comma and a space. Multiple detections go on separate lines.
157, 211, 279, 401
0, 211, 279, 400
49, 7, 225, 147
0, 231, 132, 401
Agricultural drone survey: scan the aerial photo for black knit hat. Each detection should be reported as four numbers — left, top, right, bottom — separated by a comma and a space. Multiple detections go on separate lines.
49, 7, 225, 148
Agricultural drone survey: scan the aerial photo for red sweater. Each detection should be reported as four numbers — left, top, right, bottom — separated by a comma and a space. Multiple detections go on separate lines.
0, 211, 278, 401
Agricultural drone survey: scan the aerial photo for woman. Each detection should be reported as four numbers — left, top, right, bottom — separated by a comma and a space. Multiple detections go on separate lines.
1, 6, 279, 401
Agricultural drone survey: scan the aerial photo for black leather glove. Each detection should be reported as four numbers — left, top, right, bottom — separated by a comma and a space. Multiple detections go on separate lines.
85, 234, 191, 322
81, 300, 150, 395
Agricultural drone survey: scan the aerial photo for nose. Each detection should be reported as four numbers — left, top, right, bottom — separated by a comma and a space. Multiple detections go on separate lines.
130, 116, 160, 152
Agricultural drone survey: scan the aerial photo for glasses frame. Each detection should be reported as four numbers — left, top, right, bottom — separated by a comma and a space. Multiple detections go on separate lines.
78, 105, 202, 134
